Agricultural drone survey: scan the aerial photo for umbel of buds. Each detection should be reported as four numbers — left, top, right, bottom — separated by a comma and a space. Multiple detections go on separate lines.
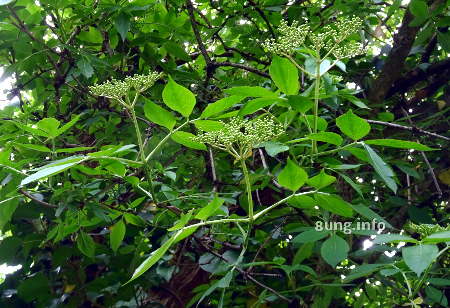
193, 116, 284, 160
406, 222, 450, 238
89, 72, 162, 101
263, 16, 365, 60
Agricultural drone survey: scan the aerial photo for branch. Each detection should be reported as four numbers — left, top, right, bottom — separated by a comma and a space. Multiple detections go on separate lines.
386, 58, 450, 98
19, 189, 57, 208
400, 108, 442, 198
186, 0, 212, 65
248, 0, 276, 38
195, 237, 291, 303
213, 62, 269, 78
366, 119, 450, 141
368, 8, 420, 104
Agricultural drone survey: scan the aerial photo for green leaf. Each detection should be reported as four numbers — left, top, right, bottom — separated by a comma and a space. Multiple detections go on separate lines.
343, 264, 385, 283
426, 286, 448, 306
197, 271, 233, 307
110, 219, 126, 253
287, 95, 314, 113
437, 31, 450, 53
163, 41, 191, 61
349, 204, 392, 228
17, 273, 50, 302
168, 209, 194, 231
224, 86, 277, 98
77, 231, 96, 258
409, 0, 428, 18
423, 231, 450, 243
365, 139, 435, 151
402, 244, 439, 276
77, 58, 94, 78
306, 132, 343, 146
238, 97, 281, 116
14, 143, 51, 152
144, 99, 176, 130
200, 95, 245, 118
287, 195, 316, 209
171, 131, 206, 150
260, 141, 289, 157
14, 122, 50, 138
306, 170, 336, 189
336, 110, 371, 140
21, 159, 85, 186
321, 234, 349, 268
372, 234, 417, 244
57, 114, 82, 136
338, 173, 363, 197
269, 55, 299, 95
292, 229, 330, 244
277, 159, 308, 191
37, 118, 61, 138
162, 77, 196, 117
55, 147, 94, 153
196, 197, 224, 220
115, 12, 131, 41
78, 26, 103, 44
314, 194, 354, 217
128, 230, 182, 283
363, 143, 398, 193
0, 198, 18, 231
194, 120, 225, 132
302, 115, 328, 131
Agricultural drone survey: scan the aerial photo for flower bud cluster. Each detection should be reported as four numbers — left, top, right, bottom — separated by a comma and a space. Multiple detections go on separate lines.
89, 72, 162, 100
264, 17, 365, 60
193, 116, 284, 158
262, 20, 309, 55
406, 222, 450, 238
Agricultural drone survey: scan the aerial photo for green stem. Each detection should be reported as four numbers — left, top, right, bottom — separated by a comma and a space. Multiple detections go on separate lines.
129, 104, 157, 202
411, 245, 449, 297
130, 108, 146, 163
312, 60, 321, 154
145, 119, 195, 162
253, 190, 316, 220
309, 141, 361, 158
241, 159, 254, 221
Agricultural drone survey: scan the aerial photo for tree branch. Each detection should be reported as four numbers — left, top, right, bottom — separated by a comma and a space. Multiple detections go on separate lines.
366, 119, 450, 141
19, 189, 58, 208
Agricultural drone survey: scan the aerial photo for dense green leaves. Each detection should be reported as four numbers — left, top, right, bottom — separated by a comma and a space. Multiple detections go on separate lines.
1, 1, 448, 306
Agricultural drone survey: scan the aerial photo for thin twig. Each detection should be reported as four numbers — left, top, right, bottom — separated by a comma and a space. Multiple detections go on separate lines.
400, 108, 442, 197
366, 119, 450, 141
195, 237, 291, 303
19, 189, 57, 208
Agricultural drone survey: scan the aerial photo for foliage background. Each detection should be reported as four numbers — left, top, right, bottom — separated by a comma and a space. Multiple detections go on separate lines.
0, 0, 449, 307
